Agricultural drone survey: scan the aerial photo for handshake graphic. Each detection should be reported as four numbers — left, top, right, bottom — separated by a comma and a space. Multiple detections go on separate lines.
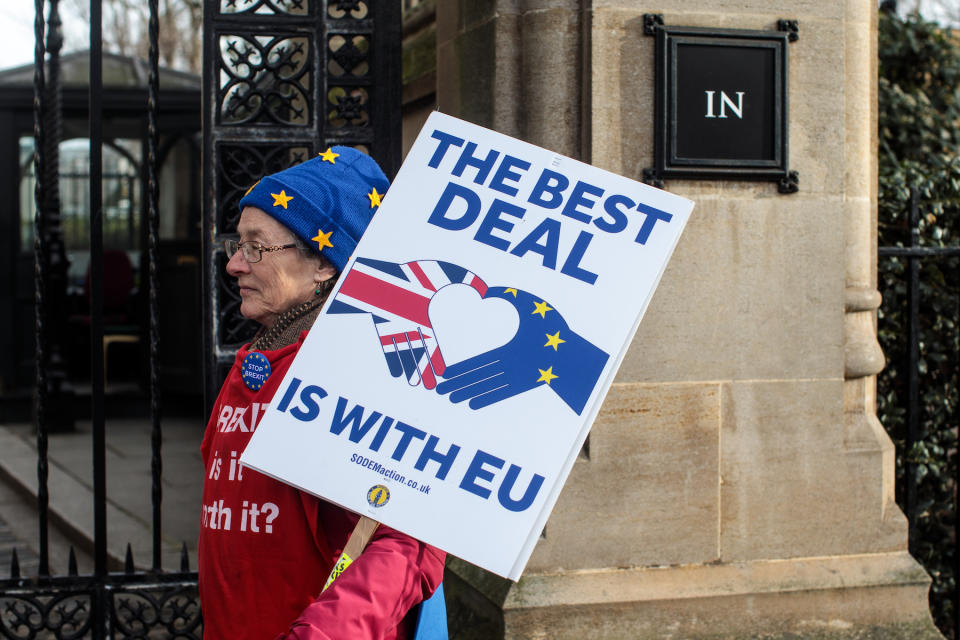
327, 258, 609, 415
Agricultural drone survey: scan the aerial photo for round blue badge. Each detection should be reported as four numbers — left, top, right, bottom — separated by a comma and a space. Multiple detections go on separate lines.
241, 352, 271, 391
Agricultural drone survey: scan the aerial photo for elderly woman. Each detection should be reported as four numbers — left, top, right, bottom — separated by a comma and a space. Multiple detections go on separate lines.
199, 147, 445, 640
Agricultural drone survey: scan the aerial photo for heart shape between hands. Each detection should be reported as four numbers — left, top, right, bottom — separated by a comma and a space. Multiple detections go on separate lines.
428, 284, 520, 369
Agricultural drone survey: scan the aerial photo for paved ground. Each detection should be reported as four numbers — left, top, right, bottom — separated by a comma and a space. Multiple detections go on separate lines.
0, 510, 40, 579
0, 416, 204, 575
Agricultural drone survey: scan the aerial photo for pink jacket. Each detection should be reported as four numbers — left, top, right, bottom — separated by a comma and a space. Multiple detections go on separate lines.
199, 334, 445, 640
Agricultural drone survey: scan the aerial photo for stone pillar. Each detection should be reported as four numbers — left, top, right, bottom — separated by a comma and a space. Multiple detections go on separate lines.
436, 1, 942, 637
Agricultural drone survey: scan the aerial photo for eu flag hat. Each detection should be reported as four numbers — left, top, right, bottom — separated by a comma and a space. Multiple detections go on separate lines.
238, 146, 389, 272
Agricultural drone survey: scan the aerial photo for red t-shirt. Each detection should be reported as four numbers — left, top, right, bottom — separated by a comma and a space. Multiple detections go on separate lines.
199, 335, 445, 640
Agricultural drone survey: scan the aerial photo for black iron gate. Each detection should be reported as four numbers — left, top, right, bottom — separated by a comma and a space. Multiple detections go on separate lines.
879, 188, 960, 638
0, 0, 401, 637
0, 0, 203, 637
201, 0, 401, 412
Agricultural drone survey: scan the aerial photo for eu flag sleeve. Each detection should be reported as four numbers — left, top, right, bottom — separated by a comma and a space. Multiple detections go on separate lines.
436, 287, 609, 415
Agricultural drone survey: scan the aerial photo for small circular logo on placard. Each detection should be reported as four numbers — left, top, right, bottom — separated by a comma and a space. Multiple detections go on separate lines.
241, 352, 271, 391
366, 485, 390, 508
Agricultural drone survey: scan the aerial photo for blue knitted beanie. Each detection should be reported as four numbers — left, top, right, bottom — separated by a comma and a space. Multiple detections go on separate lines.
238, 146, 389, 272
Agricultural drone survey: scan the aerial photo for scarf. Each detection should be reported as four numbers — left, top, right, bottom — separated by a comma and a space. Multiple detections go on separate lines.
249, 278, 335, 351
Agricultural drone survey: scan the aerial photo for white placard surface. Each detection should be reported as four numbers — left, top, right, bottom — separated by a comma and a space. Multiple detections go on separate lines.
241, 112, 694, 580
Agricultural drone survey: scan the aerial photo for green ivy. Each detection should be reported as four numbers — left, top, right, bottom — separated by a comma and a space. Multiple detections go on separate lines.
878, 9, 960, 638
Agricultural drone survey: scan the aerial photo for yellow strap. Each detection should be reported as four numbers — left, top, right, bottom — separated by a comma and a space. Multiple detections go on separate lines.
322, 552, 353, 592
321, 516, 381, 592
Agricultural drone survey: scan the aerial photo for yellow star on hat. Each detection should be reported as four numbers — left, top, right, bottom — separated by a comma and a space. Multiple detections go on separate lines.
244, 179, 261, 198
319, 147, 339, 164
272, 190, 293, 209
367, 187, 383, 208
312, 228, 334, 251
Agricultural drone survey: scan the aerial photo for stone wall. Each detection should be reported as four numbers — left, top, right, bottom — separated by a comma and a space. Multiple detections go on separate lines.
426, 0, 942, 637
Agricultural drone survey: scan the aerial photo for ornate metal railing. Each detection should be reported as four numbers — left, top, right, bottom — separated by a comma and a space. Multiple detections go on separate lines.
3, 0, 401, 637
879, 188, 960, 638
0, 1, 202, 637
201, 0, 401, 412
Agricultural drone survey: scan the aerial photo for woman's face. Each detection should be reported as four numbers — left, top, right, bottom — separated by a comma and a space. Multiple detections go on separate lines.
226, 206, 336, 327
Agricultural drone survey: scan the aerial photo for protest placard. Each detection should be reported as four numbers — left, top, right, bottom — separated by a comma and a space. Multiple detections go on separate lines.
240, 112, 694, 580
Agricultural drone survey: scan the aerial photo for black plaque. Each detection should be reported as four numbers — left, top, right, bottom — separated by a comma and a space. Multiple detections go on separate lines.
645, 17, 797, 193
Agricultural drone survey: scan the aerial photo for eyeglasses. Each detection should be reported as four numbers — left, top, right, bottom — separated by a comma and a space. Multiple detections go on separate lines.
224, 239, 297, 264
